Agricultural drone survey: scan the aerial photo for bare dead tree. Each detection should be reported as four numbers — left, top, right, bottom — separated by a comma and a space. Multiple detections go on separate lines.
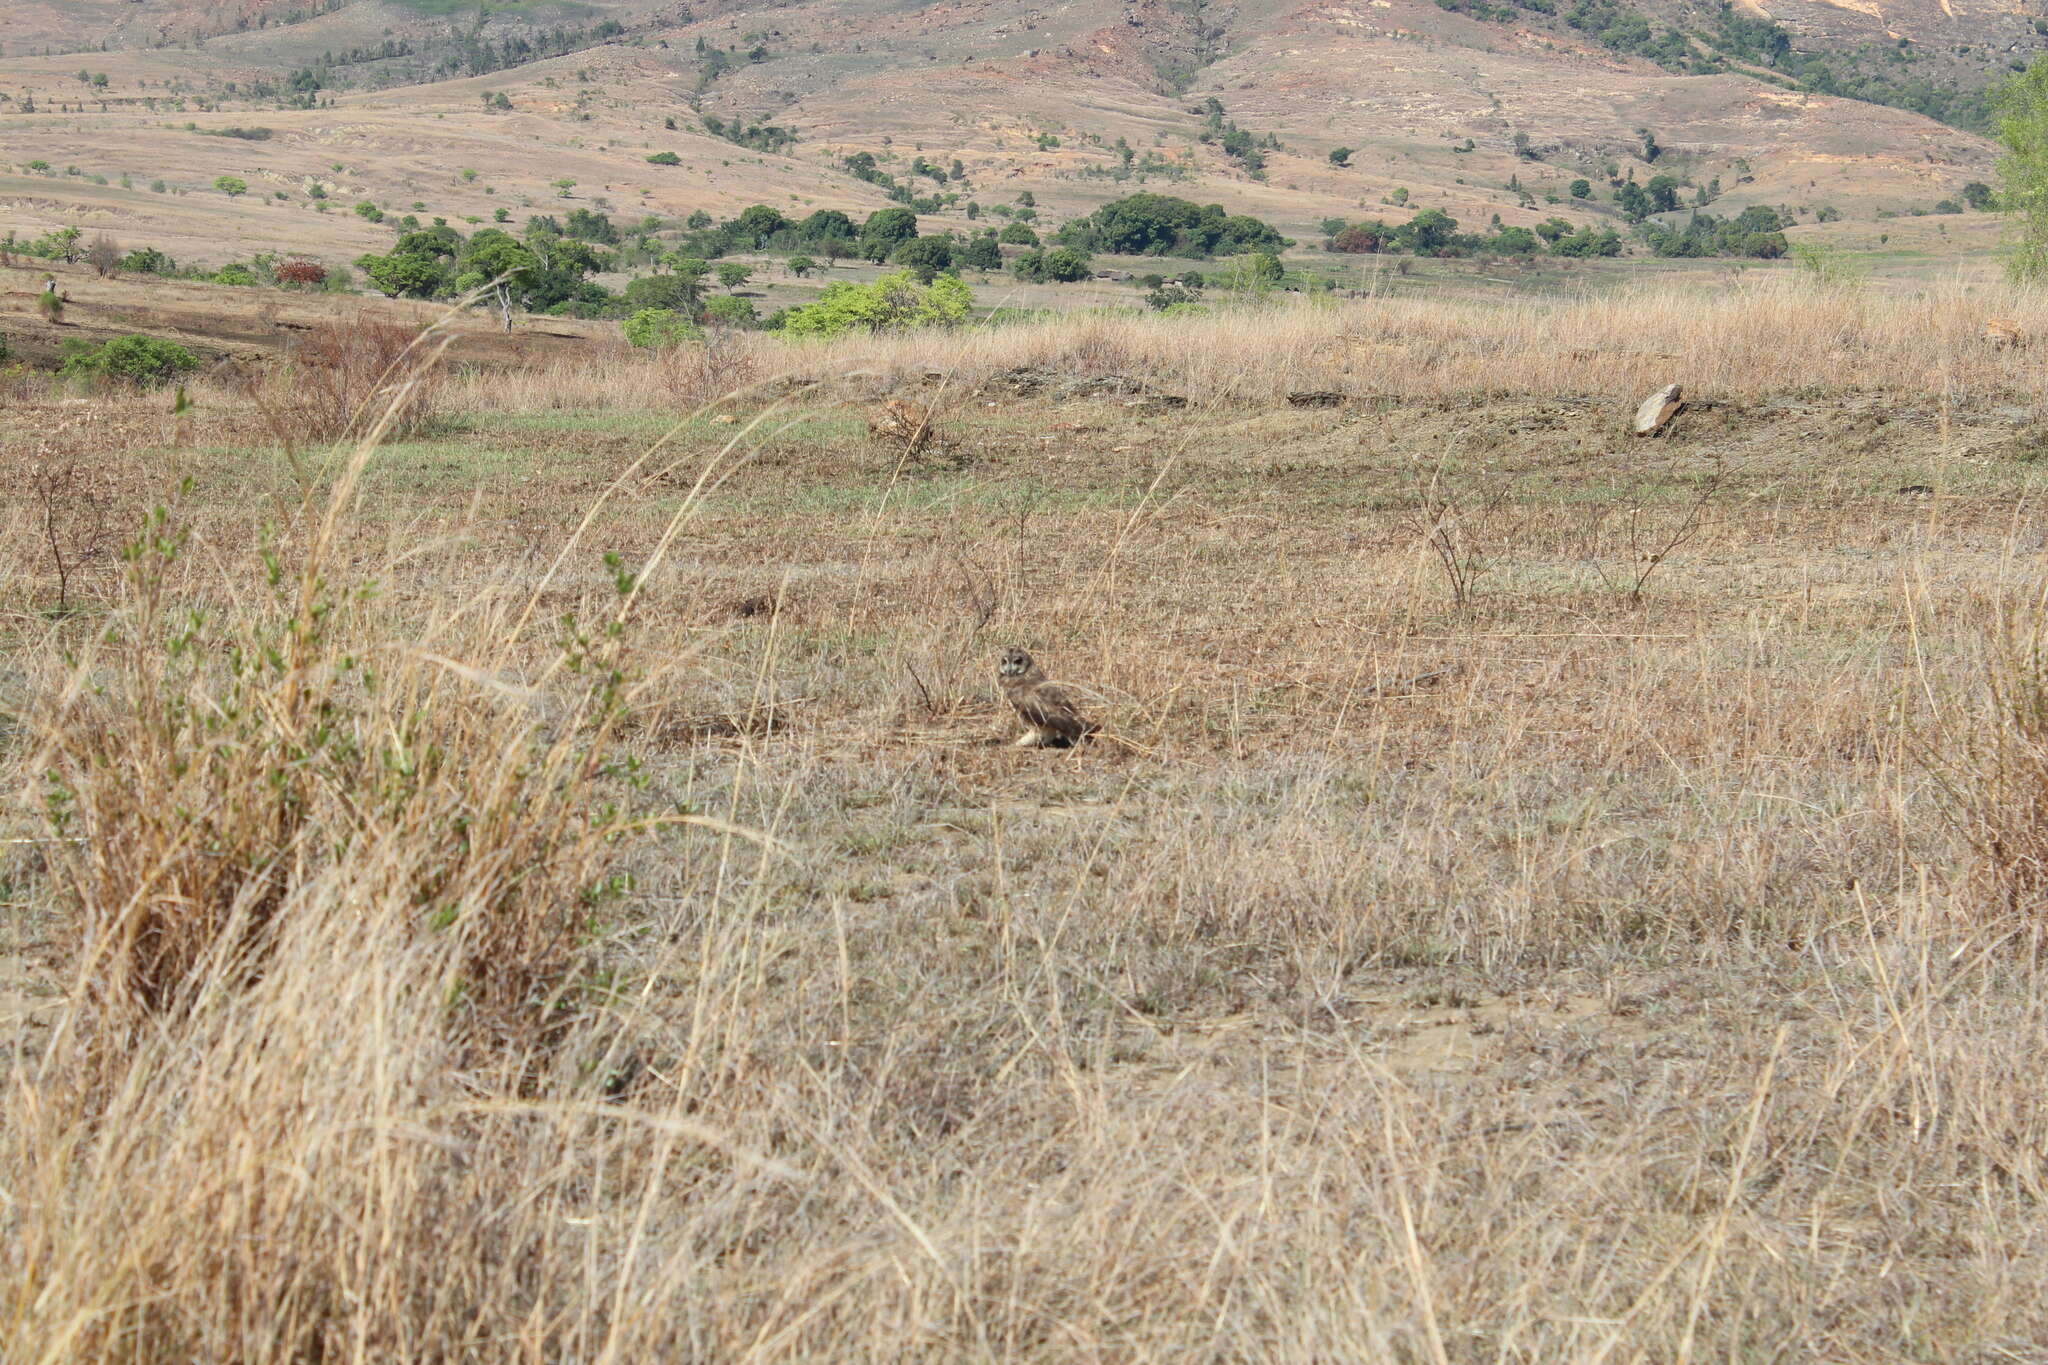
1581, 465, 1723, 606
87, 233, 121, 278
30, 447, 117, 615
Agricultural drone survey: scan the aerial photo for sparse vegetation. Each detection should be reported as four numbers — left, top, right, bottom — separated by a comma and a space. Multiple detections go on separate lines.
57, 334, 200, 387
774, 269, 972, 337
6, 284, 2048, 1363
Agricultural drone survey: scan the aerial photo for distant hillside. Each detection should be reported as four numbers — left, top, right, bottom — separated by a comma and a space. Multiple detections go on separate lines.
0, 0, 2014, 280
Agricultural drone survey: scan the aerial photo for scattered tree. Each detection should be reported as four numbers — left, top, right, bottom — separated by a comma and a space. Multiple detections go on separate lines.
623, 307, 701, 347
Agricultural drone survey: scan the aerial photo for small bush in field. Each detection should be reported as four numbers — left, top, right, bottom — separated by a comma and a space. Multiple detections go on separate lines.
700, 295, 757, 328
87, 233, 121, 277
213, 175, 247, 197
120, 246, 176, 275
284, 316, 447, 441
623, 308, 701, 348
59, 335, 201, 388
275, 259, 328, 287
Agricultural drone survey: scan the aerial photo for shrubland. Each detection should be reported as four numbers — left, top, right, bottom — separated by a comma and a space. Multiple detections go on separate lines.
6, 280, 2048, 1360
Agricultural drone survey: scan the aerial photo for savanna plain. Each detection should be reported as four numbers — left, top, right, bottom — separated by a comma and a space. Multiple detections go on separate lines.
9, 280, 2048, 1362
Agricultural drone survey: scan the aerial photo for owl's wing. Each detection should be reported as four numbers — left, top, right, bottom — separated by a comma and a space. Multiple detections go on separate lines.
1016, 681, 1092, 739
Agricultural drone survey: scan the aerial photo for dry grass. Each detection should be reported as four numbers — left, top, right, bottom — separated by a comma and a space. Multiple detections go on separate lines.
6, 285, 2048, 1360
452, 278, 2048, 415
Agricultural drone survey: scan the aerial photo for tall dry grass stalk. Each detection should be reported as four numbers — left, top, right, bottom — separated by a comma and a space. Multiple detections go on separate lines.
2, 381, 771, 1358
1922, 583, 2048, 921
450, 277, 2048, 414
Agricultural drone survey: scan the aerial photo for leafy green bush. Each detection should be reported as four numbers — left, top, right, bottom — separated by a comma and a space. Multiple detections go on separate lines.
776, 271, 973, 339
214, 176, 248, 197
1061, 193, 1287, 258
701, 296, 757, 328
646, 151, 681, 165
1012, 247, 1091, 283
214, 264, 259, 286
622, 308, 702, 348
59, 335, 201, 388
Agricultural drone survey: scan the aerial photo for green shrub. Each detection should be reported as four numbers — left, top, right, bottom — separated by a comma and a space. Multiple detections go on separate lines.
214, 263, 259, 286
777, 271, 972, 339
622, 308, 702, 348
701, 295, 757, 328
646, 151, 681, 165
214, 175, 248, 197
58, 335, 202, 387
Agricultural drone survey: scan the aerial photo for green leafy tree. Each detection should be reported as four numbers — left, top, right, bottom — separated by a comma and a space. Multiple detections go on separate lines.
796, 208, 856, 243
1329, 146, 1353, 166
1394, 209, 1458, 254
459, 230, 538, 329
777, 271, 972, 338
786, 254, 816, 277
858, 206, 920, 260
1488, 226, 1541, 254
1042, 246, 1091, 281
730, 204, 787, 245
646, 151, 681, 165
621, 273, 702, 313
562, 208, 618, 244
1615, 180, 1652, 222
356, 250, 446, 298
890, 235, 953, 283
623, 308, 702, 347
957, 233, 1001, 270
1069, 193, 1286, 257
997, 221, 1039, 247
1550, 226, 1624, 257
120, 247, 176, 274
1645, 174, 1682, 213
1569, 178, 1592, 199
214, 175, 247, 197
715, 262, 753, 291
701, 295, 757, 327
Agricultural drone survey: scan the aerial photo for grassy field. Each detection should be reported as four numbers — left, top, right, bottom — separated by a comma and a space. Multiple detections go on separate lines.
6, 284, 2048, 1360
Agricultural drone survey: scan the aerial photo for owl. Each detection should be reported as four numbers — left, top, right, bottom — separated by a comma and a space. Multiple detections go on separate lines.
996, 647, 1097, 748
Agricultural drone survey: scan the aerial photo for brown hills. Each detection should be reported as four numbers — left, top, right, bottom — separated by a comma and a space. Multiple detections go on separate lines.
0, 0, 2018, 277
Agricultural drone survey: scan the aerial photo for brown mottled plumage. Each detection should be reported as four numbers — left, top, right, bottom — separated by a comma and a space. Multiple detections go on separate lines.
997, 647, 1096, 748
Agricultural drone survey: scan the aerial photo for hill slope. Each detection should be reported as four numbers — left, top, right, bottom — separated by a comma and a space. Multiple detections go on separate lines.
0, 0, 2014, 274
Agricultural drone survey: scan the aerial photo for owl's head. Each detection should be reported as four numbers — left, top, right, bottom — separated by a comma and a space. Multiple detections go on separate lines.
996, 647, 1035, 678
